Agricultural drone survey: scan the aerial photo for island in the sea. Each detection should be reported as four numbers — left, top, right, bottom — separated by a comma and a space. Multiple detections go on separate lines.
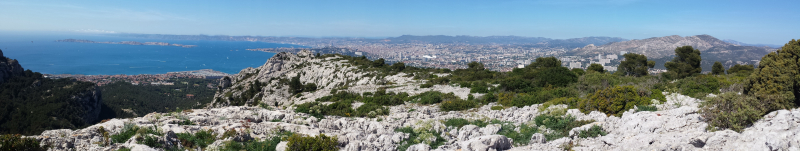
56, 39, 197, 48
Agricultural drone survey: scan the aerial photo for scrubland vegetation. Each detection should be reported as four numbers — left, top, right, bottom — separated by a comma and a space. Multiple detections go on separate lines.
298, 39, 800, 134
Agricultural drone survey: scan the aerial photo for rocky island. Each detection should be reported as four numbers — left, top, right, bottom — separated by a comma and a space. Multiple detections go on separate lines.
56, 39, 197, 48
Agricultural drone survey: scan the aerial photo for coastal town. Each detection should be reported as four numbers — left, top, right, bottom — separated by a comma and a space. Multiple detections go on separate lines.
45, 69, 229, 86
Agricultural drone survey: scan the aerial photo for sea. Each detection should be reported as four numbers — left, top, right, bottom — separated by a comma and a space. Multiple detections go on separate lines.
0, 32, 305, 75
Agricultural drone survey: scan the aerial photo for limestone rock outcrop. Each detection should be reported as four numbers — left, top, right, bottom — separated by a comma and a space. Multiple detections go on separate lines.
27, 92, 800, 151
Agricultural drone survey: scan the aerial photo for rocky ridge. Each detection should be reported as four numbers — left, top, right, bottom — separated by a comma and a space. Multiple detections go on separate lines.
25, 51, 800, 151
572, 35, 775, 62
0, 49, 25, 85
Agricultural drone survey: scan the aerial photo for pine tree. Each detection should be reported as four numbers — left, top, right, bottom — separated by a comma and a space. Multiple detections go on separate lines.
712, 61, 725, 75
526, 57, 561, 70
587, 63, 604, 73
664, 46, 702, 79
744, 39, 800, 111
618, 53, 655, 77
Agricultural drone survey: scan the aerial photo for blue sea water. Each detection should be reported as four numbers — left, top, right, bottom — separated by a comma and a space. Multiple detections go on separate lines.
0, 32, 305, 75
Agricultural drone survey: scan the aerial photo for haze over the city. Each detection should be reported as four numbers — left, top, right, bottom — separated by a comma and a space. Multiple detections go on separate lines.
1, 0, 798, 45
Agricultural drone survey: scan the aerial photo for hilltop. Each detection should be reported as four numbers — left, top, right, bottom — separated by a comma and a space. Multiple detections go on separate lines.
18, 45, 800, 151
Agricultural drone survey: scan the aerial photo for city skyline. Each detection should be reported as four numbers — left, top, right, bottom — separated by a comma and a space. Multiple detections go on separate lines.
1, 0, 798, 45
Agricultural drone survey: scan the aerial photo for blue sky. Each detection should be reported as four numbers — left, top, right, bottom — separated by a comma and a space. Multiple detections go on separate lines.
1, 0, 797, 45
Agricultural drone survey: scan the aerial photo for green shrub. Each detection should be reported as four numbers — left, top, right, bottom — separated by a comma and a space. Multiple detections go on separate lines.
443, 118, 490, 128
111, 123, 138, 143
503, 87, 575, 107
539, 97, 582, 111
354, 103, 389, 118
412, 91, 452, 104
222, 129, 237, 139
420, 83, 434, 88
578, 85, 658, 116
490, 106, 504, 110
470, 81, 489, 93
496, 123, 539, 146
394, 127, 445, 151
177, 129, 217, 149
0, 134, 46, 151
674, 75, 721, 97
744, 39, 800, 111
136, 134, 162, 148
220, 136, 282, 151
700, 93, 765, 132
534, 114, 594, 141
635, 105, 658, 112
440, 99, 477, 111
478, 93, 498, 104
577, 125, 607, 138
286, 134, 338, 151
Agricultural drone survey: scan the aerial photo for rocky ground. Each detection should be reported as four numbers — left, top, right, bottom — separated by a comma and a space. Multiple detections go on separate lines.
27, 92, 800, 151
25, 51, 800, 151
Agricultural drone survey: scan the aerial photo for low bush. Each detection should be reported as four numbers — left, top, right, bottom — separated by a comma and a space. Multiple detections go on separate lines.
420, 83, 434, 88
220, 136, 282, 151
412, 91, 458, 104
440, 99, 477, 111
534, 114, 594, 141
539, 97, 582, 111
110, 123, 161, 144
470, 81, 489, 93
490, 106, 504, 110
176, 129, 217, 150
136, 134, 162, 148
577, 125, 607, 138
673, 75, 721, 97
287, 134, 338, 151
355, 103, 389, 118
496, 123, 538, 146
578, 85, 664, 116
501, 87, 576, 107
395, 127, 445, 151
0, 134, 46, 151
443, 118, 490, 128
635, 105, 658, 112
700, 93, 765, 132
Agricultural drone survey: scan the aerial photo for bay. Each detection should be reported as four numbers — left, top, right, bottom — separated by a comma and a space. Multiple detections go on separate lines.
0, 32, 303, 75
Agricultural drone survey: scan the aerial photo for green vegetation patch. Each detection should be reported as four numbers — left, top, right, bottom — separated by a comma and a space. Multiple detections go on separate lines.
0, 134, 46, 151
496, 123, 539, 146
534, 114, 594, 141
287, 133, 338, 151
176, 129, 217, 150
99, 78, 218, 120
442, 118, 491, 128
578, 85, 664, 116
0, 70, 97, 135
395, 127, 445, 151
700, 93, 765, 132
576, 125, 608, 138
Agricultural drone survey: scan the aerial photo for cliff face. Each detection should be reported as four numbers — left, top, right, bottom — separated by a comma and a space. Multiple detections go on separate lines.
0, 49, 25, 85
74, 86, 103, 124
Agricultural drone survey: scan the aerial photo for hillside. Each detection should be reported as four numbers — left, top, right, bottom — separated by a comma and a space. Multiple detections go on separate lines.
21, 49, 800, 151
0, 49, 102, 135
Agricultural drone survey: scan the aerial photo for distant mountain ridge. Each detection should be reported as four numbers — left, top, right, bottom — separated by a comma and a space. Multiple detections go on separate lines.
572, 34, 776, 71
722, 39, 782, 48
